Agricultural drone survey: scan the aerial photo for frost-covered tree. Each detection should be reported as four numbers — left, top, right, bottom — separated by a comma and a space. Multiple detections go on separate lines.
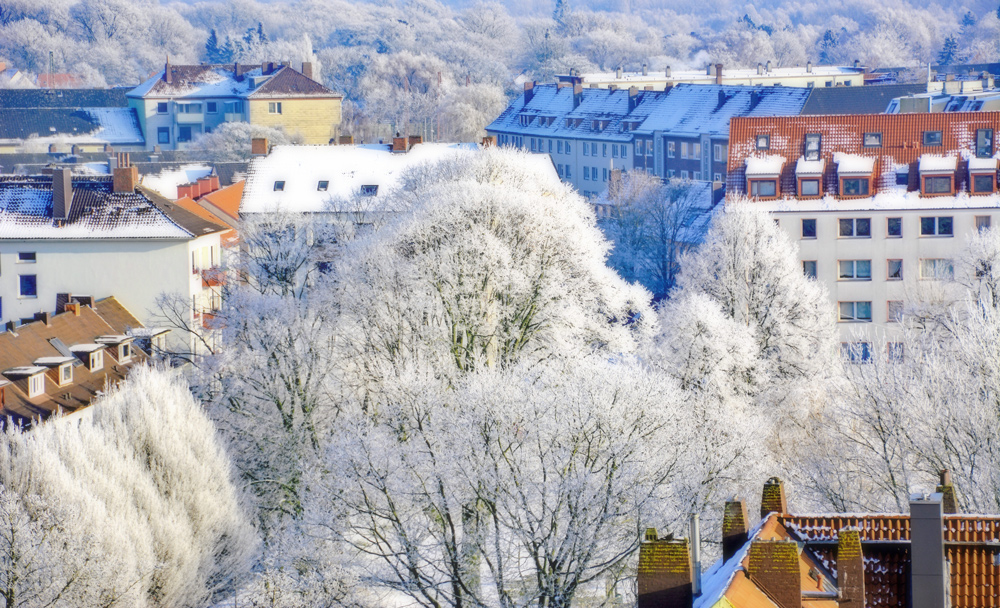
189, 122, 299, 162
938, 35, 958, 64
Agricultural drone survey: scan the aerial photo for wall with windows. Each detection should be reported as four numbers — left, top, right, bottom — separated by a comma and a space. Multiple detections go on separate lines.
248, 97, 342, 145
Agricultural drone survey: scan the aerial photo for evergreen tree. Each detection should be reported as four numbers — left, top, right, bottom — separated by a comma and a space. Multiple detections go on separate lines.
553, 0, 568, 27
205, 29, 223, 63
257, 22, 268, 44
938, 36, 959, 65
818, 29, 838, 64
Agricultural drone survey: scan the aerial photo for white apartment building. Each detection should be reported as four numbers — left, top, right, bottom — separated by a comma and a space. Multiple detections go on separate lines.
0, 166, 227, 354
728, 112, 1000, 355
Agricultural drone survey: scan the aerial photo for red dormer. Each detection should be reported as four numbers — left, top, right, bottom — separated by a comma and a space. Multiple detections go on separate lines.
744, 156, 784, 200
834, 153, 876, 198
968, 156, 998, 195
919, 155, 958, 197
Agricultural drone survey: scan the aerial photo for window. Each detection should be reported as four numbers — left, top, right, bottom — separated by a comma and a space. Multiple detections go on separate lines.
581, 141, 587, 155
887, 259, 903, 280
17, 252, 35, 263
360, 185, 378, 196
28, 374, 43, 398
177, 125, 193, 143
714, 144, 724, 162
801, 219, 817, 239
59, 363, 72, 385
804, 133, 821, 161
565, 142, 572, 154
750, 180, 777, 198
839, 301, 873, 322
583, 167, 590, 180
557, 164, 563, 176
680, 142, 688, 159
756, 134, 770, 150
548, 140, 553, 153
887, 342, 904, 362
602, 143, 607, 156
844, 80, 852, 86
619, 144, 626, 157
800, 179, 820, 196
118, 343, 131, 362
268, 102, 282, 114
841, 342, 872, 363
803, 260, 817, 278
920, 258, 954, 280
839, 218, 871, 237
973, 174, 995, 194
841, 178, 870, 196
223, 101, 243, 114
531, 139, 537, 152
681, 170, 689, 179
635, 141, 642, 156
863, 132, 882, 148
177, 103, 202, 113
206, 101, 218, 113
976, 129, 994, 158
693, 171, 701, 180
273, 181, 285, 191
923, 175, 952, 194
603, 168, 608, 181
922, 131, 943, 146
18, 275, 36, 298
157, 127, 170, 144
156, 102, 168, 114
887, 217, 902, 237
90, 350, 103, 371
317, 181, 329, 191
920, 216, 953, 236
839, 260, 872, 280
714, 172, 722, 182
825, 81, 833, 87
564, 165, 571, 178
887, 301, 904, 323
667, 142, 675, 158
691, 143, 701, 160
558, 141, 564, 154
976, 215, 992, 231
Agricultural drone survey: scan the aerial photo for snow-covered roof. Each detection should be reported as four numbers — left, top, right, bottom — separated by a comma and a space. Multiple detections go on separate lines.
0, 108, 144, 146
68, 343, 104, 353
0, 176, 200, 240
919, 154, 959, 173
574, 64, 864, 85
834, 152, 877, 175
240, 143, 481, 214
969, 156, 999, 171
745, 154, 785, 177
3, 366, 47, 376
127, 327, 170, 338
755, 188, 1000, 213
635, 84, 812, 137
795, 157, 825, 175
94, 335, 130, 344
33, 356, 76, 366
128, 64, 337, 100
140, 164, 213, 199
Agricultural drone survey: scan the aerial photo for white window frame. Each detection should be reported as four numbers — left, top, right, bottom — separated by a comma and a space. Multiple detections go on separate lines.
28, 374, 44, 398
59, 363, 72, 385
839, 301, 873, 322
90, 350, 103, 371
838, 259, 872, 281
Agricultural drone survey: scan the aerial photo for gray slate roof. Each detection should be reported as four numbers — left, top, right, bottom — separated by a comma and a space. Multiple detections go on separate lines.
800, 83, 928, 115
0, 108, 144, 145
0, 88, 130, 108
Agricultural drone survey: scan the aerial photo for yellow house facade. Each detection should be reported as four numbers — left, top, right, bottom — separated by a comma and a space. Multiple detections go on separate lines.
247, 97, 342, 145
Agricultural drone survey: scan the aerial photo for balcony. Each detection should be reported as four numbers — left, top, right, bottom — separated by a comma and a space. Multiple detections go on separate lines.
175, 112, 204, 124
223, 113, 245, 122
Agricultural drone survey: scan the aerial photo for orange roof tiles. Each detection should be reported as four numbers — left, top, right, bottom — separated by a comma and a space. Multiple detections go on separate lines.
198, 180, 243, 223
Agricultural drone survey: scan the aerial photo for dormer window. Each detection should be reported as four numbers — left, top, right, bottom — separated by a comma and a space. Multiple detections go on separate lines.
519, 114, 534, 127
59, 363, 72, 385
804, 133, 821, 161
90, 351, 103, 371
745, 155, 784, 200
969, 157, 998, 195
118, 343, 132, 363
834, 153, 876, 198
918, 155, 957, 197
976, 129, 994, 158
796, 157, 825, 198
70, 344, 105, 371
28, 373, 44, 398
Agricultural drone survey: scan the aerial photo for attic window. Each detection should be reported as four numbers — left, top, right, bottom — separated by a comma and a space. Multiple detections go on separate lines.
273, 181, 285, 191
755, 135, 770, 150
804, 133, 821, 161
118, 343, 132, 362
519, 115, 534, 126
89, 350, 103, 371
317, 181, 329, 192
59, 364, 72, 385
863, 133, 882, 148
28, 374, 44, 398
976, 129, 994, 158
922, 131, 943, 146
360, 185, 378, 196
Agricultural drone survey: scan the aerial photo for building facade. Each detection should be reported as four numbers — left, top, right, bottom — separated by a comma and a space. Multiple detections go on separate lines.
727, 112, 1000, 347
127, 61, 342, 150
557, 62, 867, 91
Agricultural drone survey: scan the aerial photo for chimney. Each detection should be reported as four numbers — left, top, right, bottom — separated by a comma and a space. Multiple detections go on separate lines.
251, 137, 269, 156
208, 174, 220, 192
339, 135, 355, 145
48, 144, 58, 154
806, 61, 813, 73
392, 137, 407, 152
197, 176, 213, 197
715, 63, 723, 85
757, 63, 764, 75
760, 477, 787, 518
5, 321, 16, 333
910, 493, 948, 608
261, 61, 268, 75
33, 312, 51, 327
573, 83, 583, 109
717, 90, 728, 110
642, 63, 648, 76
935, 470, 959, 514
408, 135, 423, 148
524, 80, 535, 104
71, 144, 82, 155
164, 56, 172, 84
177, 183, 193, 199
836, 527, 865, 608
113, 166, 138, 194
628, 86, 639, 112
853, 59, 860, 69
750, 91, 761, 110
481, 136, 497, 147
766, 60, 772, 72
644, 85, 654, 91
64, 301, 80, 316
616, 66, 623, 79
747, 541, 801, 608
52, 168, 72, 220
301, 61, 313, 80
280, 60, 290, 67
637, 531, 693, 608
666, 66, 672, 78
722, 499, 749, 563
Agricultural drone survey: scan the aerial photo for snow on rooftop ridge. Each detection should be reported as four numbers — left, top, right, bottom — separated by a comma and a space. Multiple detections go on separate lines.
795, 157, 825, 175
919, 154, 959, 173
4, 366, 47, 375
969, 156, 1000, 170
753, 188, 1000, 213
833, 152, 876, 174
745, 154, 785, 176
577, 65, 862, 82
692, 515, 771, 608
34, 356, 76, 365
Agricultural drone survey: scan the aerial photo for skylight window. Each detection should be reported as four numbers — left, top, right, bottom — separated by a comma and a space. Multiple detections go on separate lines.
317, 181, 329, 192
273, 181, 285, 191
360, 185, 378, 196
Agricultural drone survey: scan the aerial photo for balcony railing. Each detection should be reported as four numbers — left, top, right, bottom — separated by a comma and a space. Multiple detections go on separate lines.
175, 113, 204, 124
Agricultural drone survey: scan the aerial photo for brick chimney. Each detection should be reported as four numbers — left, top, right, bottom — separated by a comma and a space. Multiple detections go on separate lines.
301, 61, 313, 80
339, 135, 355, 145
392, 137, 407, 152
52, 168, 72, 220
936, 470, 959, 514
208, 174, 220, 192
836, 528, 865, 608
715, 63, 723, 85
628, 86, 639, 112
524, 81, 535, 104
910, 493, 948, 608
251, 137, 269, 156
637, 530, 693, 608
760, 477, 787, 518
408, 135, 423, 148
64, 301, 81, 316
806, 61, 813, 73
722, 499, 749, 563
197, 176, 213, 197
642, 63, 648, 76
33, 312, 51, 327
573, 83, 583, 109
747, 540, 801, 608
113, 153, 137, 194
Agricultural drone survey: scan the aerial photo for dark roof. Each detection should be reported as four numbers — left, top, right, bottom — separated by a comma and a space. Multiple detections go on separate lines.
139, 186, 229, 236
0, 88, 129, 108
800, 83, 929, 115
249, 66, 339, 98
0, 108, 144, 145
